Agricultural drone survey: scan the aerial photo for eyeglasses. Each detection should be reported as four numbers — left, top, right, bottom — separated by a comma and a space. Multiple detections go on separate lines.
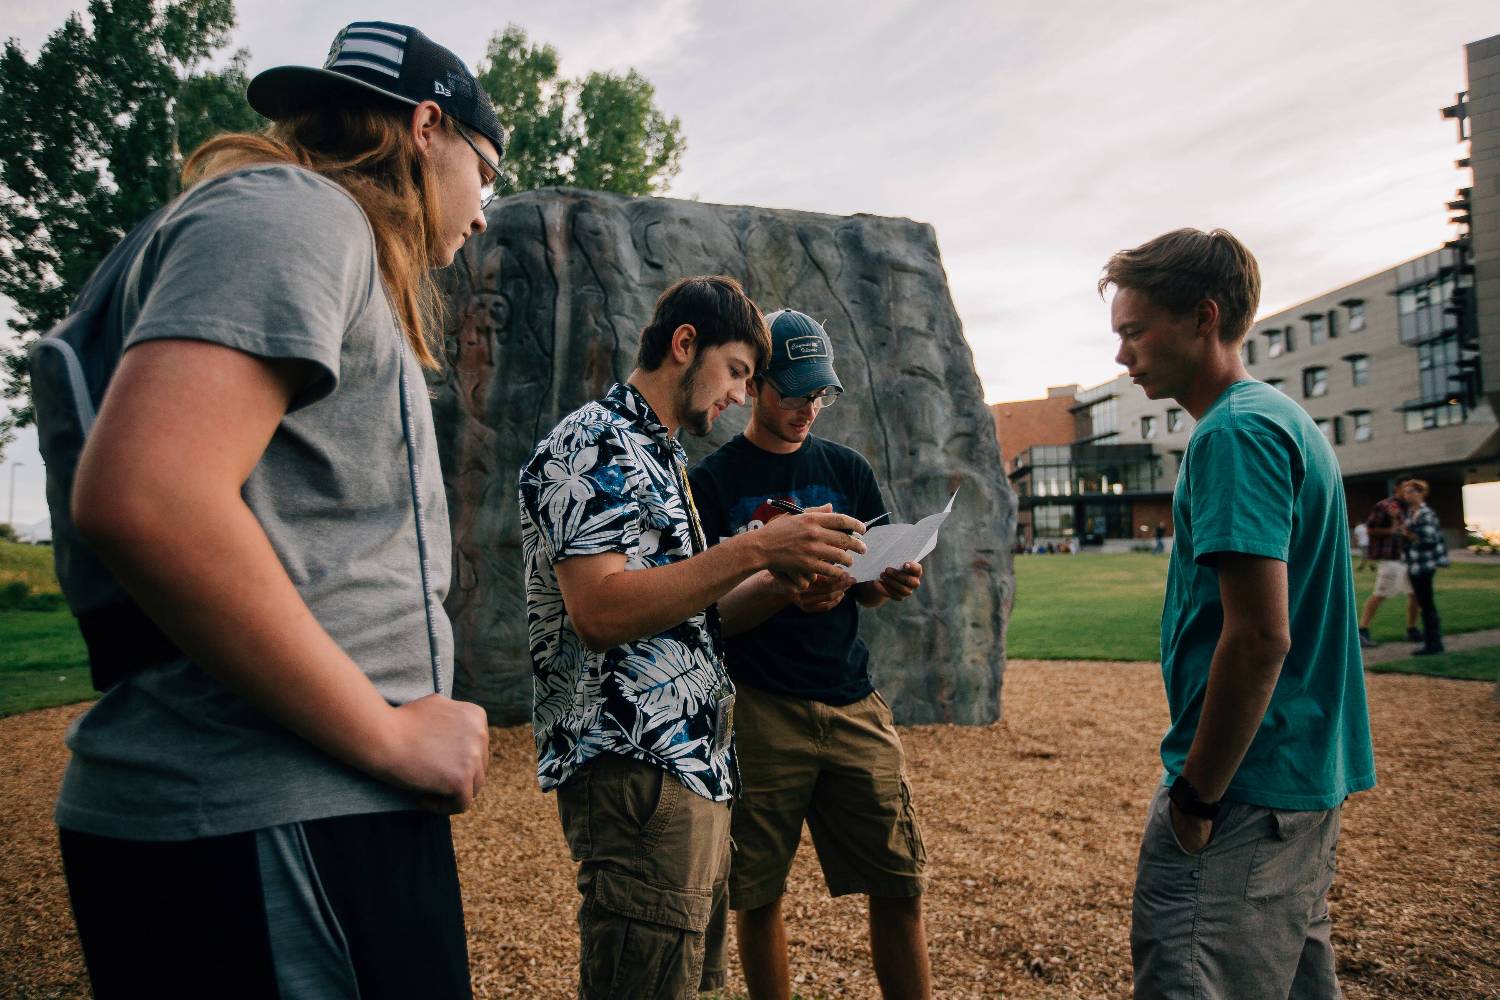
452, 122, 500, 210
761, 377, 840, 410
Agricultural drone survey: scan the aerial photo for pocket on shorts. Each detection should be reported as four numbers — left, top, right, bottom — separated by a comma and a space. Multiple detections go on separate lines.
1244, 808, 1330, 905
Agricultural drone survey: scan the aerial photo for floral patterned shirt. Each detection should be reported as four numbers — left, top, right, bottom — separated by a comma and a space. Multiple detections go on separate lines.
518, 382, 736, 801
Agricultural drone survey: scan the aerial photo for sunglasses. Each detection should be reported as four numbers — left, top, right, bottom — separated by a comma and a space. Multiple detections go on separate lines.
452, 122, 501, 210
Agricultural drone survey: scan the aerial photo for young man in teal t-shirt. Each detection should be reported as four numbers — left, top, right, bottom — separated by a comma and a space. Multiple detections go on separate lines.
1100, 229, 1376, 1000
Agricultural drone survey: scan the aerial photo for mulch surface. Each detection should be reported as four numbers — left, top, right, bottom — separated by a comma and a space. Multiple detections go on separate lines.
3, 662, 1497, 999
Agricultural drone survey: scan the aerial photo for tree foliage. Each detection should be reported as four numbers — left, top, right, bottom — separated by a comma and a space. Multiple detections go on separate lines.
476, 24, 684, 200
0, 13, 685, 462
0, 0, 259, 456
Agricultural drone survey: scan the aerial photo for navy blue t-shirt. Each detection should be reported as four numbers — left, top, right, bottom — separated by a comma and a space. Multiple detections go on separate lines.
689, 434, 887, 705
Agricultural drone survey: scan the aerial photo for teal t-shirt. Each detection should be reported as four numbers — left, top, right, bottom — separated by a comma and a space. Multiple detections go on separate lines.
1160, 380, 1376, 810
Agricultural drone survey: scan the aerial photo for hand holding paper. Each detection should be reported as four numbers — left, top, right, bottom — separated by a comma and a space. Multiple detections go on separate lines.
846, 491, 958, 584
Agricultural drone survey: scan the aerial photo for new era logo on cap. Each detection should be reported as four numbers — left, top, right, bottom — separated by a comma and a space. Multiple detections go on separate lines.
325, 23, 408, 79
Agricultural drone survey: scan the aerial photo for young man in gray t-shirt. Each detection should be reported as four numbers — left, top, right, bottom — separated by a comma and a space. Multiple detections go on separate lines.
52, 23, 503, 998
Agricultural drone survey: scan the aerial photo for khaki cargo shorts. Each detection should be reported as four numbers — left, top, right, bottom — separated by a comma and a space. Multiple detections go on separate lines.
729, 684, 927, 911
556, 753, 732, 999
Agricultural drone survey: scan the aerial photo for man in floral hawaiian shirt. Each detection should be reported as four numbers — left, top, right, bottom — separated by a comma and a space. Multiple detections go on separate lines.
519, 275, 869, 999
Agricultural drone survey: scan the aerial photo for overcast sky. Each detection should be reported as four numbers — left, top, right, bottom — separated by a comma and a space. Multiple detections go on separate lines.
3, 0, 1499, 529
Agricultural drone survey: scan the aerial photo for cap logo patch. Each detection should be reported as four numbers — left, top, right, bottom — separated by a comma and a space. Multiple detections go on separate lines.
784, 335, 827, 360
434, 81, 452, 96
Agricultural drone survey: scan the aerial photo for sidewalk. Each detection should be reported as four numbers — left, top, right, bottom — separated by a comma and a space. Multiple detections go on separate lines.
1360, 627, 1500, 666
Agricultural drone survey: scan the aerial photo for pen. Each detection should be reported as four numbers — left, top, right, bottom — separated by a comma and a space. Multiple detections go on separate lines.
766, 497, 863, 535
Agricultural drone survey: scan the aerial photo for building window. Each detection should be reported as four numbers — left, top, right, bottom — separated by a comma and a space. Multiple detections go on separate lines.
1284, 325, 1296, 353
1347, 300, 1366, 332
1349, 410, 1372, 442
1346, 355, 1369, 387
1170, 448, 1185, 469
1242, 340, 1257, 366
1404, 401, 1467, 432
1326, 310, 1339, 339
1302, 367, 1328, 398
1315, 417, 1344, 445
1305, 314, 1326, 344
1141, 415, 1158, 440
1166, 408, 1184, 433
1033, 503, 1075, 536
1265, 378, 1285, 393
1416, 334, 1464, 404
1265, 329, 1283, 358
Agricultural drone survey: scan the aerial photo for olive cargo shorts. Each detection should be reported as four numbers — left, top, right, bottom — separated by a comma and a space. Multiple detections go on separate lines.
556, 753, 732, 999
729, 684, 928, 911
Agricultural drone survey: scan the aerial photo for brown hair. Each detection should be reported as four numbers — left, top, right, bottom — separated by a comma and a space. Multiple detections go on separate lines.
1404, 478, 1429, 496
1097, 228, 1262, 343
182, 104, 455, 368
636, 276, 772, 372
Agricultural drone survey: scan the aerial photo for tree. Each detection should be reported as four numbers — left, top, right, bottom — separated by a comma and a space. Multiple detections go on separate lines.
475, 24, 684, 199
0, 0, 259, 459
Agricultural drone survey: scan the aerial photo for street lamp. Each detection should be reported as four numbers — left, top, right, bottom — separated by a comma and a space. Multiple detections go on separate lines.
6, 462, 21, 535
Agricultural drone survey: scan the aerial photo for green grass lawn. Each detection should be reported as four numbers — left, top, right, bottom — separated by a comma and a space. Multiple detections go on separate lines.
4, 542, 1498, 716
0, 540, 94, 716
1366, 648, 1500, 683
1008, 552, 1500, 665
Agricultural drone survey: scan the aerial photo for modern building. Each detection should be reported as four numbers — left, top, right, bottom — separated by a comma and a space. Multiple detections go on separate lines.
998, 32, 1500, 550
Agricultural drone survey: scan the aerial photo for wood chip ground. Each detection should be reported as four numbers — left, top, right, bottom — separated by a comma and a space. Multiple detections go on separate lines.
3, 662, 1496, 998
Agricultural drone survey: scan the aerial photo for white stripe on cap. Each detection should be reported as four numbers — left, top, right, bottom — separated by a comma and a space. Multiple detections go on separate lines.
330, 54, 401, 77
339, 37, 405, 62
346, 25, 406, 43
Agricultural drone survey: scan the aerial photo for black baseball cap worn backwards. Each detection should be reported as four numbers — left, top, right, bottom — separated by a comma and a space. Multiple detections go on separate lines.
762, 309, 843, 398
248, 21, 507, 157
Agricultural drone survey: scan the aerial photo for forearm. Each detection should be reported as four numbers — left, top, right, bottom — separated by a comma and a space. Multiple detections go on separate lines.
83, 496, 404, 781
719, 571, 794, 636
566, 534, 764, 650
1179, 632, 1288, 801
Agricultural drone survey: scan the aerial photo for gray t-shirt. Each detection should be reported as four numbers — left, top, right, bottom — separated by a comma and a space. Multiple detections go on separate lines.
54, 164, 455, 841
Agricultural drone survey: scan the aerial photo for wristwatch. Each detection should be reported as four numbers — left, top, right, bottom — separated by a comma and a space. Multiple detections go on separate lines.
1169, 774, 1221, 821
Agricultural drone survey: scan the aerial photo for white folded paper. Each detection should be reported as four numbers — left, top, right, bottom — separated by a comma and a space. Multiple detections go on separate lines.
847, 491, 958, 583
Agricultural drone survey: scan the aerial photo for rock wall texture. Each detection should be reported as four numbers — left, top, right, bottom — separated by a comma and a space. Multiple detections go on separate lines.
430, 187, 1015, 726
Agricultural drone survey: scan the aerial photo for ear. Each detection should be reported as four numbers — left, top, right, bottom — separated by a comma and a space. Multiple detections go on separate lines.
669, 323, 698, 365
1195, 298, 1221, 340
410, 100, 443, 153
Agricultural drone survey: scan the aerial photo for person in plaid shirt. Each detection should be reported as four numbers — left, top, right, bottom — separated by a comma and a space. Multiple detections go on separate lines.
1357, 483, 1422, 648
1400, 479, 1449, 655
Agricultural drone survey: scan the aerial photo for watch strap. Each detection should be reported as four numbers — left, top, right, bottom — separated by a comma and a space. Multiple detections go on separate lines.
1169, 774, 1222, 821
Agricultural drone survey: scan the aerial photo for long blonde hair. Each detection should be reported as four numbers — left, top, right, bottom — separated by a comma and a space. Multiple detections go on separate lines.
182, 105, 452, 368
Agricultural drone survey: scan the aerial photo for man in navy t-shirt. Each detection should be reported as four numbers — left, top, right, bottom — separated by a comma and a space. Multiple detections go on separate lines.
690, 309, 931, 1000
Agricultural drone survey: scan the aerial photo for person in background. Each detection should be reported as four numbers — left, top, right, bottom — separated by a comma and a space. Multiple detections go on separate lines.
1353, 520, 1371, 571
1357, 482, 1423, 648
1400, 478, 1448, 656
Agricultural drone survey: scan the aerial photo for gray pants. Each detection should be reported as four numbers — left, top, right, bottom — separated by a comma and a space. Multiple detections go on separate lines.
1132, 786, 1342, 1000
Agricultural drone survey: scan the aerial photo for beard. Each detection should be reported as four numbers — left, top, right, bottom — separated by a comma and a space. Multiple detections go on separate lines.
675, 355, 714, 437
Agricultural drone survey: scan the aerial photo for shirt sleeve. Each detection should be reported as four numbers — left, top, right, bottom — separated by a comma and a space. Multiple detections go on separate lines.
1187, 427, 1297, 565
520, 422, 642, 565
123, 166, 378, 411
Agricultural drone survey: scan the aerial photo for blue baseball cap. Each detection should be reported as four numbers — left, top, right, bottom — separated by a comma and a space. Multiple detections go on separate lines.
762, 310, 843, 398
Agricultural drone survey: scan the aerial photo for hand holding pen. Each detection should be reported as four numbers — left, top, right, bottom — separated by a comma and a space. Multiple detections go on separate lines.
750, 498, 868, 588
